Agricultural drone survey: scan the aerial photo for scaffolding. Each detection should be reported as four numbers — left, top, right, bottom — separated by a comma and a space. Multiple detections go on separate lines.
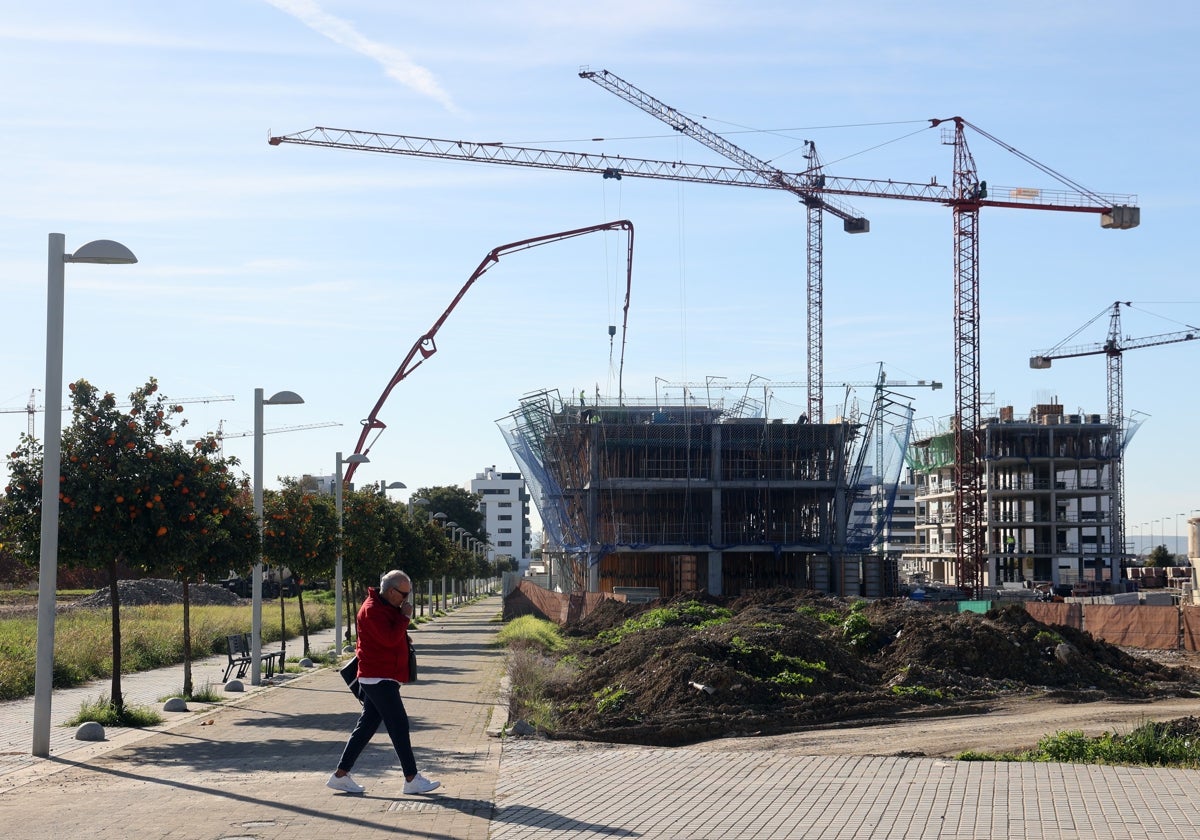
498, 386, 916, 598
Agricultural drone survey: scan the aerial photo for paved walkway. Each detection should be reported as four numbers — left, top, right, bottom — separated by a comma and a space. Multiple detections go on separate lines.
3, 593, 1200, 838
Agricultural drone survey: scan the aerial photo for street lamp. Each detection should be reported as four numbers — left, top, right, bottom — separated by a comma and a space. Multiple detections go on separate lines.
33, 234, 137, 758
378, 480, 406, 496
409, 496, 429, 519
335, 451, 370, 652
251, 387, 304, 686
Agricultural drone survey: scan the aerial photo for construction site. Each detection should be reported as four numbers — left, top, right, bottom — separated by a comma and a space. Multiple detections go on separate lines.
270, 69, 1169, 603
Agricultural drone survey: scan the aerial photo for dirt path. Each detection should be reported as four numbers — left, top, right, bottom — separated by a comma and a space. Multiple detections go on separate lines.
694, 694, 1200, 757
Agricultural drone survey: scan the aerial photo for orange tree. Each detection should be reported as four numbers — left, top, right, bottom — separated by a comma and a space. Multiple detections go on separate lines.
262, 480, 337, 657
0, 378, 254, 709
160, 437, 257, 695
341, 489, 440, 633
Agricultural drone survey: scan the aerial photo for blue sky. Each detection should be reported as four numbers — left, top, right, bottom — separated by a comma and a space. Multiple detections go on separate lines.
2, 1, 1197, 554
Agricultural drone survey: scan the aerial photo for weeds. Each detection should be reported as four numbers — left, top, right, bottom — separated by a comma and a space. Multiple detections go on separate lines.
505, 646, 576, 731
496, 615, 565, 652
67, 694, 163, 728
598, 602, 732, 645
594, 685, 631, 715
957, 720, 1200, 768
160, 682, 224, 703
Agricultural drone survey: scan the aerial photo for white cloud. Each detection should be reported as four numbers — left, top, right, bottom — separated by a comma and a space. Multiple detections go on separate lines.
262, 0, 460, 113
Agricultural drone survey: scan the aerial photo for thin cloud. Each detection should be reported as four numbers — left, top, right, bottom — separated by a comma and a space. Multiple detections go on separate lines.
263, 0, 459, 113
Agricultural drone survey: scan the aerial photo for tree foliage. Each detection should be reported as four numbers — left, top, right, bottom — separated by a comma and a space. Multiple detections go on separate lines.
1, 377, 254, 705
1146, 545, 1176, 568
419, 485, 485, 543
262, 479, 337, 655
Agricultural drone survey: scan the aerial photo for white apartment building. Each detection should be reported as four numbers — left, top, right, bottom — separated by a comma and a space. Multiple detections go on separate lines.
471, 465, 532, 566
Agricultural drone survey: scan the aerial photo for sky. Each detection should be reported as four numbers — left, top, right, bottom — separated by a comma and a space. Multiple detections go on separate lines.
2, 0, 1198, 556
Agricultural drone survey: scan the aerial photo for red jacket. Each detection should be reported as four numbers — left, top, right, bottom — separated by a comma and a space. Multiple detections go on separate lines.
354, 587, 412, 682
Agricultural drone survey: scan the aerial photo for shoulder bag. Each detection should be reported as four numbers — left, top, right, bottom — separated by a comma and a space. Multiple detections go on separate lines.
406, 634, 418, 683
339, 655, 364, 701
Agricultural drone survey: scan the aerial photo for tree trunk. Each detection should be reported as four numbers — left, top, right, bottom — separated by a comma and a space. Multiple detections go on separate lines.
297, 588, 310, 655
182, 577, 193, 697
108, 558, 123, 710
278, 581, 286, 662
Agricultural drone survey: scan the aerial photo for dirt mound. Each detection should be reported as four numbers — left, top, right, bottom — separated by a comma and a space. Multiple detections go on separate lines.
543, 592, 1200, 747
73, 578, 243, 609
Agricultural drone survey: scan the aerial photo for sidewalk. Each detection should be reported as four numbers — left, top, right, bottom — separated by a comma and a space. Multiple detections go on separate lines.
4, 593, 1200, 838
0, 595, 508, 839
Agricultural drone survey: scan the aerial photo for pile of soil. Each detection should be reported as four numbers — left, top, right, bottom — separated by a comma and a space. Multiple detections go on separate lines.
541, 589, 1200, 747
72, 578, 243, 609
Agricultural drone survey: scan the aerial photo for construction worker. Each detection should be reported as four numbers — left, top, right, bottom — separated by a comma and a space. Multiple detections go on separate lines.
1005, 534, 1016, 553
579, 389, 586, 406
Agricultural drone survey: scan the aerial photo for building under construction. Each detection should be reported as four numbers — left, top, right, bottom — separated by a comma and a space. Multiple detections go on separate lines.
499, 388, 912, 599
903, 403, 1124, 593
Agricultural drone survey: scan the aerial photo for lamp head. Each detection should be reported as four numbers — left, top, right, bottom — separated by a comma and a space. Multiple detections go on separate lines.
265, 390, 304, 405
68, 239, 137, 265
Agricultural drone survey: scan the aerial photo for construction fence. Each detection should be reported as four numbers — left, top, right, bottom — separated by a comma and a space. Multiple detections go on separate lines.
1024, 601, 1200, 651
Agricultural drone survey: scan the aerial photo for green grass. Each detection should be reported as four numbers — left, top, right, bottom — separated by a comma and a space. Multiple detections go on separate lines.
0, 600, 334, 702
496, 615, 565, 652
67, 694, 163, 728
596, 601, 733, 645
957, 721, 1200, 768
160, 682, 224, 703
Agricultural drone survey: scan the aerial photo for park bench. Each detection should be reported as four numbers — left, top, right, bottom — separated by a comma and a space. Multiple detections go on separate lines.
223, 633, 285, 681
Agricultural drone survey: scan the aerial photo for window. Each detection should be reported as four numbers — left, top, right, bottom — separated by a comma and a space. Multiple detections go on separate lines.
499, 514, 512, 521
499, 501, 512, 508
499, 527, 512, 534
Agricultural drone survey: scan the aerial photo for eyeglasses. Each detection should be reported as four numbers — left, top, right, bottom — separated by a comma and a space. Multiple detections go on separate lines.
393, 588, 410, 600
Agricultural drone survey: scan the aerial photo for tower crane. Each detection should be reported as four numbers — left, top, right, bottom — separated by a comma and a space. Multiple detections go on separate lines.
187, 420, 343, 457
1030, 301, 1198, 578
2, 393, 235, 436
580, 67, 870, 427
269, 106, 1138, 595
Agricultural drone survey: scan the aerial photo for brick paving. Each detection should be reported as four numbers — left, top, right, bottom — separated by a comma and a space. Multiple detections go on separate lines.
4, 593, 1200, 839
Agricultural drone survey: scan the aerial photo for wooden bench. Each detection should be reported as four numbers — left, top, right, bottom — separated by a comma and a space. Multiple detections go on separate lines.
223, 633, 285, 681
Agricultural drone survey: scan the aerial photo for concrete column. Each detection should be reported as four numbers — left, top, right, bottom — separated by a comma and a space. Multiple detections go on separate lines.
708, 423, 723, 594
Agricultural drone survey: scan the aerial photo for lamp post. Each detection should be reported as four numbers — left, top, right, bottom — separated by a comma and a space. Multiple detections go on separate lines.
408, 496, 428, 519
335, 451, 370, 652
251, 387, 304, 686
378, 480, 406, 496
32, 234, 137, 758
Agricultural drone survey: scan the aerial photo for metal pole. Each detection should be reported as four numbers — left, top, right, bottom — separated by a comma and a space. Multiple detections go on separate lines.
335, 452, 345, 651
251, 388, 265, 685
32, 234, 66, 758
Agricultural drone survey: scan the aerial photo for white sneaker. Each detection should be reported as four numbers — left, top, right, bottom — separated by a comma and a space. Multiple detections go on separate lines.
326, 772, 365, 793
402, 772, 441, 795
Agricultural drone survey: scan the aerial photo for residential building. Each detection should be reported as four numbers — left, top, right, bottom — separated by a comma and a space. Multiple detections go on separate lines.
904, 403, 1121, 593
471, 466, 532, 567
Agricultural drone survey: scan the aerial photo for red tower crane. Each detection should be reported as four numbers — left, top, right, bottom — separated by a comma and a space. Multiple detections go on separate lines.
1031, 302, 1197, 578
269, 109, 1138, 593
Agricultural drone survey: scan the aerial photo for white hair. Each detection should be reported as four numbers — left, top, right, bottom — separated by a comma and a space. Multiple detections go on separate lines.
379, 569, 411, 593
